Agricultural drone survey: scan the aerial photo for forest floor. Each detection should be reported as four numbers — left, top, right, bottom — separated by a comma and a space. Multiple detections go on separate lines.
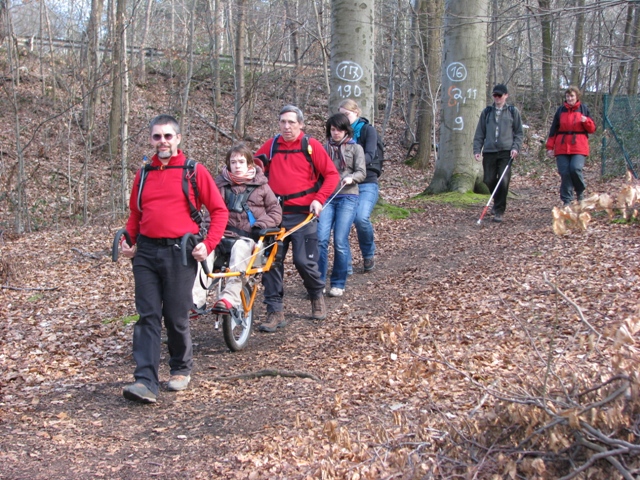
1, 148, 639, 479
0, 63, 639, 478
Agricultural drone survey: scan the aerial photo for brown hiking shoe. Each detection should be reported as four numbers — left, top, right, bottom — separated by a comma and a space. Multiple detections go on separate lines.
258, 311, 286, 333
310, 296, 326, 320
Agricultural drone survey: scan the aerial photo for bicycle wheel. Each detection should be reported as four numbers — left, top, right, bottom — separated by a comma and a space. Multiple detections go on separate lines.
222, 284, 253, 351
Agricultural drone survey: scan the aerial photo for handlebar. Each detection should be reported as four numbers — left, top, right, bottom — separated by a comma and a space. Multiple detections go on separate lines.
180, 233, 211, 275
112, 229, 133, 262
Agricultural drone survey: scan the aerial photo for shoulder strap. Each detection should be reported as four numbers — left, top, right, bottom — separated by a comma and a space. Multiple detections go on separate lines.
136, 158, 205, 231
223, 184, 258, 226
183, 159, 204, 228
136, 161, 155, 212
270, 134, 315, 174
269, 134, 281, 161
269, 134, 322, 206
484, 105, 516, 126
301, 134, 313, 168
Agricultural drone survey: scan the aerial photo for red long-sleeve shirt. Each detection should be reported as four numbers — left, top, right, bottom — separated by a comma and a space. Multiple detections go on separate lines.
125, 151, 228, 254
255, 133, 339, 213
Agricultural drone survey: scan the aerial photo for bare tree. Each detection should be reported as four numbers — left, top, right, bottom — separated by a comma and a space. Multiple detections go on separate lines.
538, 0, 553, 99
570, 0, 586, 87
81, 0, 104, 132
414, 0, 443, 170
137, 0, 153, 85
2, 3, 27, 232
107, 0, 126, 159
233, 0, 246, 138
206, 0, 223, 106
625, 2, 640, 95
179, 0, 198, 140
426, 0, 489, 194
284, 0, 300, 105
329, 0, 375, 120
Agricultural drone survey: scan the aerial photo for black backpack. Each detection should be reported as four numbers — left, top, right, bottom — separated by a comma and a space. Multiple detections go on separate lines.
483, 104, 516, 127
358, 121, 384, 177
136, 157, 210, 237
255, 134, 323, 211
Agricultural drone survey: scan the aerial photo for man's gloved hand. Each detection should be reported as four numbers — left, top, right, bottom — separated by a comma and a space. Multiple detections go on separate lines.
251, 226, 263, 241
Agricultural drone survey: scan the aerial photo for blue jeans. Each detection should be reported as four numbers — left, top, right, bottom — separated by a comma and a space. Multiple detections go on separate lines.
347, 182, 378, 272
318, 195, 358, 289
556, 154, 586, 204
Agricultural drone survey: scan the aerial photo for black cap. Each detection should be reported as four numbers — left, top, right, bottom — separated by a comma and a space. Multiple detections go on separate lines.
492, 84, 508, 95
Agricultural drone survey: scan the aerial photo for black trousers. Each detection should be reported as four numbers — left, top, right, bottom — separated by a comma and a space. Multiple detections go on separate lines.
131, 237, 197, 395
262, 213, 325, 313
482, 151, 512, 214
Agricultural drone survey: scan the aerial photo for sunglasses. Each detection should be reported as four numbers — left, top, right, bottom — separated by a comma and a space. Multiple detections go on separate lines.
492, 93, 504, 98
152, 133, 175, 141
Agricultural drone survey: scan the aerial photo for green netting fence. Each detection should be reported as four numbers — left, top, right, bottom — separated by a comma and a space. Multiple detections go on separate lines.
601, 94, 640, 179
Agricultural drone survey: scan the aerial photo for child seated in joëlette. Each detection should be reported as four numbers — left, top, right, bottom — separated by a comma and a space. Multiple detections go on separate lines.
191, 143, 282, 312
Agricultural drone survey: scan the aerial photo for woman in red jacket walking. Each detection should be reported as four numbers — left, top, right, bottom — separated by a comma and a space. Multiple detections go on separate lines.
546, 86, 596, 206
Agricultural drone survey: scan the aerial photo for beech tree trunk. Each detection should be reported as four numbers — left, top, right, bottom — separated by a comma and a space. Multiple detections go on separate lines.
82, 0, 104, 131
415, 0, 443, 170
570, 0, 585, 87
627, 4, 640, 95
426, 0, 488, 194
207, 0, 223, 106
284, 0, 300, 105
107, 0, 126, 158
329, 0, 375, 121
539, 0, 553, 100
233, 0, 246, 138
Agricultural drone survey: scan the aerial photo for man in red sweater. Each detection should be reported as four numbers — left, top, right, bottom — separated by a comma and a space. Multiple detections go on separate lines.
255, 105, 339, 332
120, 114, 228, 403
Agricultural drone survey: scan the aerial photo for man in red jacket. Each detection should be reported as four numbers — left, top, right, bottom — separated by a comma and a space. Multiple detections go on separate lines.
255, 105, 339, 332
120, 114, 228, 403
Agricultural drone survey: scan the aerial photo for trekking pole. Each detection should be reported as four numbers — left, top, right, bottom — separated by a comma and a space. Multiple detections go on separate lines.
477, 157, 513, 225
321, 180, 347, 211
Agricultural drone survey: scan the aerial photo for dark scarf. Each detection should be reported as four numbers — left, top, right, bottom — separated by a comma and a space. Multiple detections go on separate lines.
221, 165, 256, 185
325, 135, 352, 171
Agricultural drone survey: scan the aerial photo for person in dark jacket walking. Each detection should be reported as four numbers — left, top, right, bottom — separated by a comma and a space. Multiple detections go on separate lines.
473, 84, 524, 222
546, 86, 596, 206
338, 99, 380, 271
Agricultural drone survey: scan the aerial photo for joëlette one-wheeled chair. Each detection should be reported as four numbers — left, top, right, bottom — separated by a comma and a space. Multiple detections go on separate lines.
112, 214, 314, 352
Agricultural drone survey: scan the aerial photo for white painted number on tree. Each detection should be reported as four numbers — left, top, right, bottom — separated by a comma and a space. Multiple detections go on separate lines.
337, 85, 362, 98
446, 62, 468, 82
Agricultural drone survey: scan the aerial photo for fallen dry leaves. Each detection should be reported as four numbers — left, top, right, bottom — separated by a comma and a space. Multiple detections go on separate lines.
1, 71, 639, 478
1, 161, 639, 479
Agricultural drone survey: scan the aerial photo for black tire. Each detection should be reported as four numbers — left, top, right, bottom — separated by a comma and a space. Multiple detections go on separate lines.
222, 285, 253, 351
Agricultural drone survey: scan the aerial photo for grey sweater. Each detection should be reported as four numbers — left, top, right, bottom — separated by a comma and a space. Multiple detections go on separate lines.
324, 141, 366, 196
473, 104, 524, 155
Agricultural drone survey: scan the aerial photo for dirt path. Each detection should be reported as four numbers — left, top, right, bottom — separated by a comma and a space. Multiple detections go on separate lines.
1, 167, 638, 479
